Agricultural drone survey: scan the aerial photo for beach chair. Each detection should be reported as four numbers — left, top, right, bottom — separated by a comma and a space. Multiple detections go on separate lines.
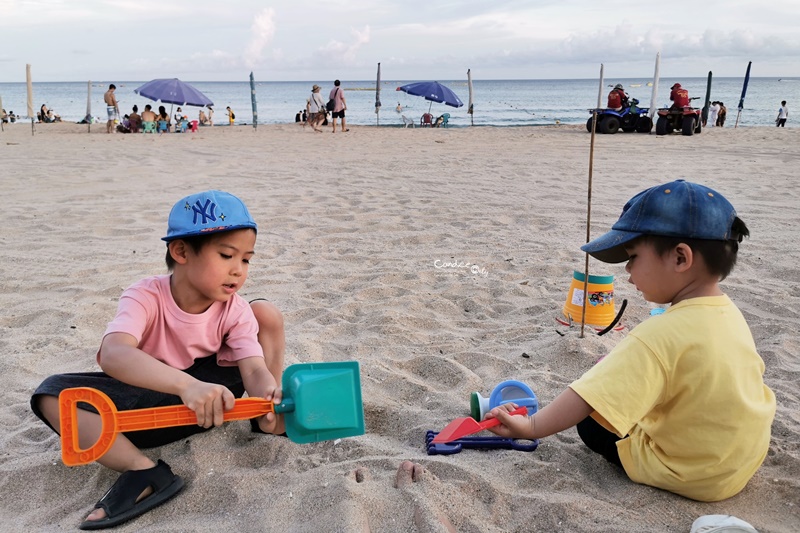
142, 121, 156, 134
439, 113, 450, 128
157, 120, 169, 133
189, 120, 199, 132
174, 119, 188, 133
401, 115, 415, 128
420, 113, 433, 127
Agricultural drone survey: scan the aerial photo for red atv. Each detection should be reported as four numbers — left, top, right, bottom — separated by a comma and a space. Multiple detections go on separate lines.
655, 97, 702, 136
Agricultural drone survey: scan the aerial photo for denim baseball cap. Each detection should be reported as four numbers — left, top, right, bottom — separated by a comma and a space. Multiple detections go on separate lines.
581, 180, 738, 263
162, 190, 257, 242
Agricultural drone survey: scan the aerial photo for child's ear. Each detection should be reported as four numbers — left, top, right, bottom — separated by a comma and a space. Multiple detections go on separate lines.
168, 240, 190, 265
673, 243, 694, 272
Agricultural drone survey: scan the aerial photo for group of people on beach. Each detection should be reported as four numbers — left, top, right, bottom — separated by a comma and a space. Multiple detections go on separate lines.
30, 173, 777, 529
302, 79, 349, 133
101, 82, 236, 134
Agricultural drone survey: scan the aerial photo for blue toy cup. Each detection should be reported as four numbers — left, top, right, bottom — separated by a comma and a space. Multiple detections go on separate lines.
470, 380, 538, 421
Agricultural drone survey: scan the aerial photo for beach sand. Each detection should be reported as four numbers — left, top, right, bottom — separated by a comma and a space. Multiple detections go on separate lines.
0, 121, 798, 532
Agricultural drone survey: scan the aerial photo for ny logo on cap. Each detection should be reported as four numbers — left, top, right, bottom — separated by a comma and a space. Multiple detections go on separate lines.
186, 199, 226, 225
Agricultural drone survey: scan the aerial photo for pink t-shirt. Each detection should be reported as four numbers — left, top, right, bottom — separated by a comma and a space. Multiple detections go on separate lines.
101, 275, 262, 370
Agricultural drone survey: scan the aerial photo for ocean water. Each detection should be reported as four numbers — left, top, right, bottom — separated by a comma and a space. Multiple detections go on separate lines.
0, 78, 796, 128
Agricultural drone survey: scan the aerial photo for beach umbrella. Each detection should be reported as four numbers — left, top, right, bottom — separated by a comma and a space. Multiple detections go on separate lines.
648, 52, 660, 120
396, 81, 463, 113
26, 64, 34, 135
701, 71, 712, 126
375, 62, 381, 125
467, 68, 474, 126
735, 61, 752, 128
249, 72, 258, 130
134, 78, 213, 107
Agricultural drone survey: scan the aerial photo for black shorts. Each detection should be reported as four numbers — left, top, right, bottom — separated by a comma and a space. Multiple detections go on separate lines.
576, 415, 623, 467
30, 354, 245, 449
332, 110, 345, 119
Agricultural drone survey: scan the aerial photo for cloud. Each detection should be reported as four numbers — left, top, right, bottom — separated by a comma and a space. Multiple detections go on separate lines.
318, 26, 371, 66
244, 8, 277, 69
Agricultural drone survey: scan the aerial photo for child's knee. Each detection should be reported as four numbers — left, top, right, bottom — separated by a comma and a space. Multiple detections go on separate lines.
251, 300, 284, 333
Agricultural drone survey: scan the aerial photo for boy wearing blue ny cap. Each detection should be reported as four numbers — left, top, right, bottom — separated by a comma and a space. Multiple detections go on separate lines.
31, 190, 286, 529
488, 180, 775, 502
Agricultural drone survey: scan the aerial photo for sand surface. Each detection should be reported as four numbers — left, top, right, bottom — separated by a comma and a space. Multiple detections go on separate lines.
0, 121, 798, 532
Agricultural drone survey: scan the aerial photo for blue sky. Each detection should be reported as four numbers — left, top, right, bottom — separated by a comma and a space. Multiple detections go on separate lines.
2, 0, 799, 82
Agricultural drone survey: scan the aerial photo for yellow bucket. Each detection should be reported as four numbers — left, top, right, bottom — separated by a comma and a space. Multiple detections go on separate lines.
562, 271, 616, 327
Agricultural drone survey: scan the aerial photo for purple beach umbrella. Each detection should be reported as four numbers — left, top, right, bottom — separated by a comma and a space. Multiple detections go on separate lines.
134, 78, 213, 107
396, 81, 463, 113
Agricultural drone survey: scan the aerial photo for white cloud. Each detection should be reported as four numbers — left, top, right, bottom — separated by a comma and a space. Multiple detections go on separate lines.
244, 8, 277, 69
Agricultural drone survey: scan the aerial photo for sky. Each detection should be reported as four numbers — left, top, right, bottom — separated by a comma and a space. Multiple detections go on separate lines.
2, 0, 800, 83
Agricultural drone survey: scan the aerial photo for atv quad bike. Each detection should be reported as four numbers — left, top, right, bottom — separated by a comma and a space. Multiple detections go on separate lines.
655, 97, 702, 136
586, 98, 653, 134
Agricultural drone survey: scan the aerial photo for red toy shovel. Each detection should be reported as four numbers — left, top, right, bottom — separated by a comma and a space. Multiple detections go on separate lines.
432, 405, 528, 444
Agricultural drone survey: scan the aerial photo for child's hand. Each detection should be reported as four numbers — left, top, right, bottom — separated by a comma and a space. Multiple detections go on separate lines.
484, 403, 535, 440
181, 382, 236, 428
256, 385, 284, 433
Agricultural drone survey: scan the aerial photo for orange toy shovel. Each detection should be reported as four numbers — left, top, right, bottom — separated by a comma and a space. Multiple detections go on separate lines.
59, 387, 275, 466
431, 405, 528, 444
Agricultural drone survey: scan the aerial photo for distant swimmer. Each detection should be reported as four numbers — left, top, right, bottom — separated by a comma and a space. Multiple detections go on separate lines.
396, 102, 402, 113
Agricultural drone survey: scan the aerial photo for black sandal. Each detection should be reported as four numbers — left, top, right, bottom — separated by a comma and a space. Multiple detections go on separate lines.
79, 460, 184, 530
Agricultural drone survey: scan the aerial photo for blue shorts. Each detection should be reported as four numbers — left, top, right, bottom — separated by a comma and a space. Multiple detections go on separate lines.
107, 105, 117, 120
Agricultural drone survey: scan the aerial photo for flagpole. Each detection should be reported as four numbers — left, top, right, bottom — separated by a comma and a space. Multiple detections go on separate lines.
26, 64, 35, 136
467, 68, 474, 126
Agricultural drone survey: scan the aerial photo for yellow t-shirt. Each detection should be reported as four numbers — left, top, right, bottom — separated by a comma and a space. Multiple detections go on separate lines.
570, 295, 775, 501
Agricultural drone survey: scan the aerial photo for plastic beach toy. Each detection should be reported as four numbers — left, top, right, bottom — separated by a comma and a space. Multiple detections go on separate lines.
425, 430, 539, 455
432, 405, 528, 444
59, 361, 364, 466
470, 380, 538, 421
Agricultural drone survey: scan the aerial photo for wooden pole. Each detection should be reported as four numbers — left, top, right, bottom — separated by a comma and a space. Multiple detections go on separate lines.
581, 108, 597, 338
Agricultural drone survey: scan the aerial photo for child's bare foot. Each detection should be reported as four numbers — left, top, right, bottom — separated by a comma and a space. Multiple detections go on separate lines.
347, 466, 371, 483
394, 460, 425, 488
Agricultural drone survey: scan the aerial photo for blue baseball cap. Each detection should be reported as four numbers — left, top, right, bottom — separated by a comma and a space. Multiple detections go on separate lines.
581, 180, 738, 263
162, 190, 257, 242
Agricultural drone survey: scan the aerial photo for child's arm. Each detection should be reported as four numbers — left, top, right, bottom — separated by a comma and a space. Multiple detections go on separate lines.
99, 332, 236, 428
236, 356, 282, 432
485, 387, 593, 440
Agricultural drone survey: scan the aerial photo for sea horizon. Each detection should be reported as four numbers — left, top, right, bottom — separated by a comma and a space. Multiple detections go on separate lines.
2, 77, 795, 128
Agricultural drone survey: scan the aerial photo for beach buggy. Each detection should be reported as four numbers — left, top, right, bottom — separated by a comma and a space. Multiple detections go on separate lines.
655, 98, 703, 136
586, 98, 653, 134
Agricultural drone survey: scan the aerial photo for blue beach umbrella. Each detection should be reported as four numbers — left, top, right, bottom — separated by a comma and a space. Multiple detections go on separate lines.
396, 81, 463, 113
134, 78, 213, 107
735, 61, 752, 128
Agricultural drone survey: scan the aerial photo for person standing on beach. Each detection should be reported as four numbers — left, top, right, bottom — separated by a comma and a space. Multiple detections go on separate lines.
206, 105, 214, 126
305, 84, 325, 133
30, 190, 287, 529
329, 80, 349, 133
104, 84, 120, 134
707, 101, 720, 128
776, 101, 788, 127
717, 102, 727, 127
226, 106, 235, 126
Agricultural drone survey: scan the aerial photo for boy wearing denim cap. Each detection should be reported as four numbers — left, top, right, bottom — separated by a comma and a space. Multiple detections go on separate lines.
488, 180, 775, 501
31, 190, 286, 529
